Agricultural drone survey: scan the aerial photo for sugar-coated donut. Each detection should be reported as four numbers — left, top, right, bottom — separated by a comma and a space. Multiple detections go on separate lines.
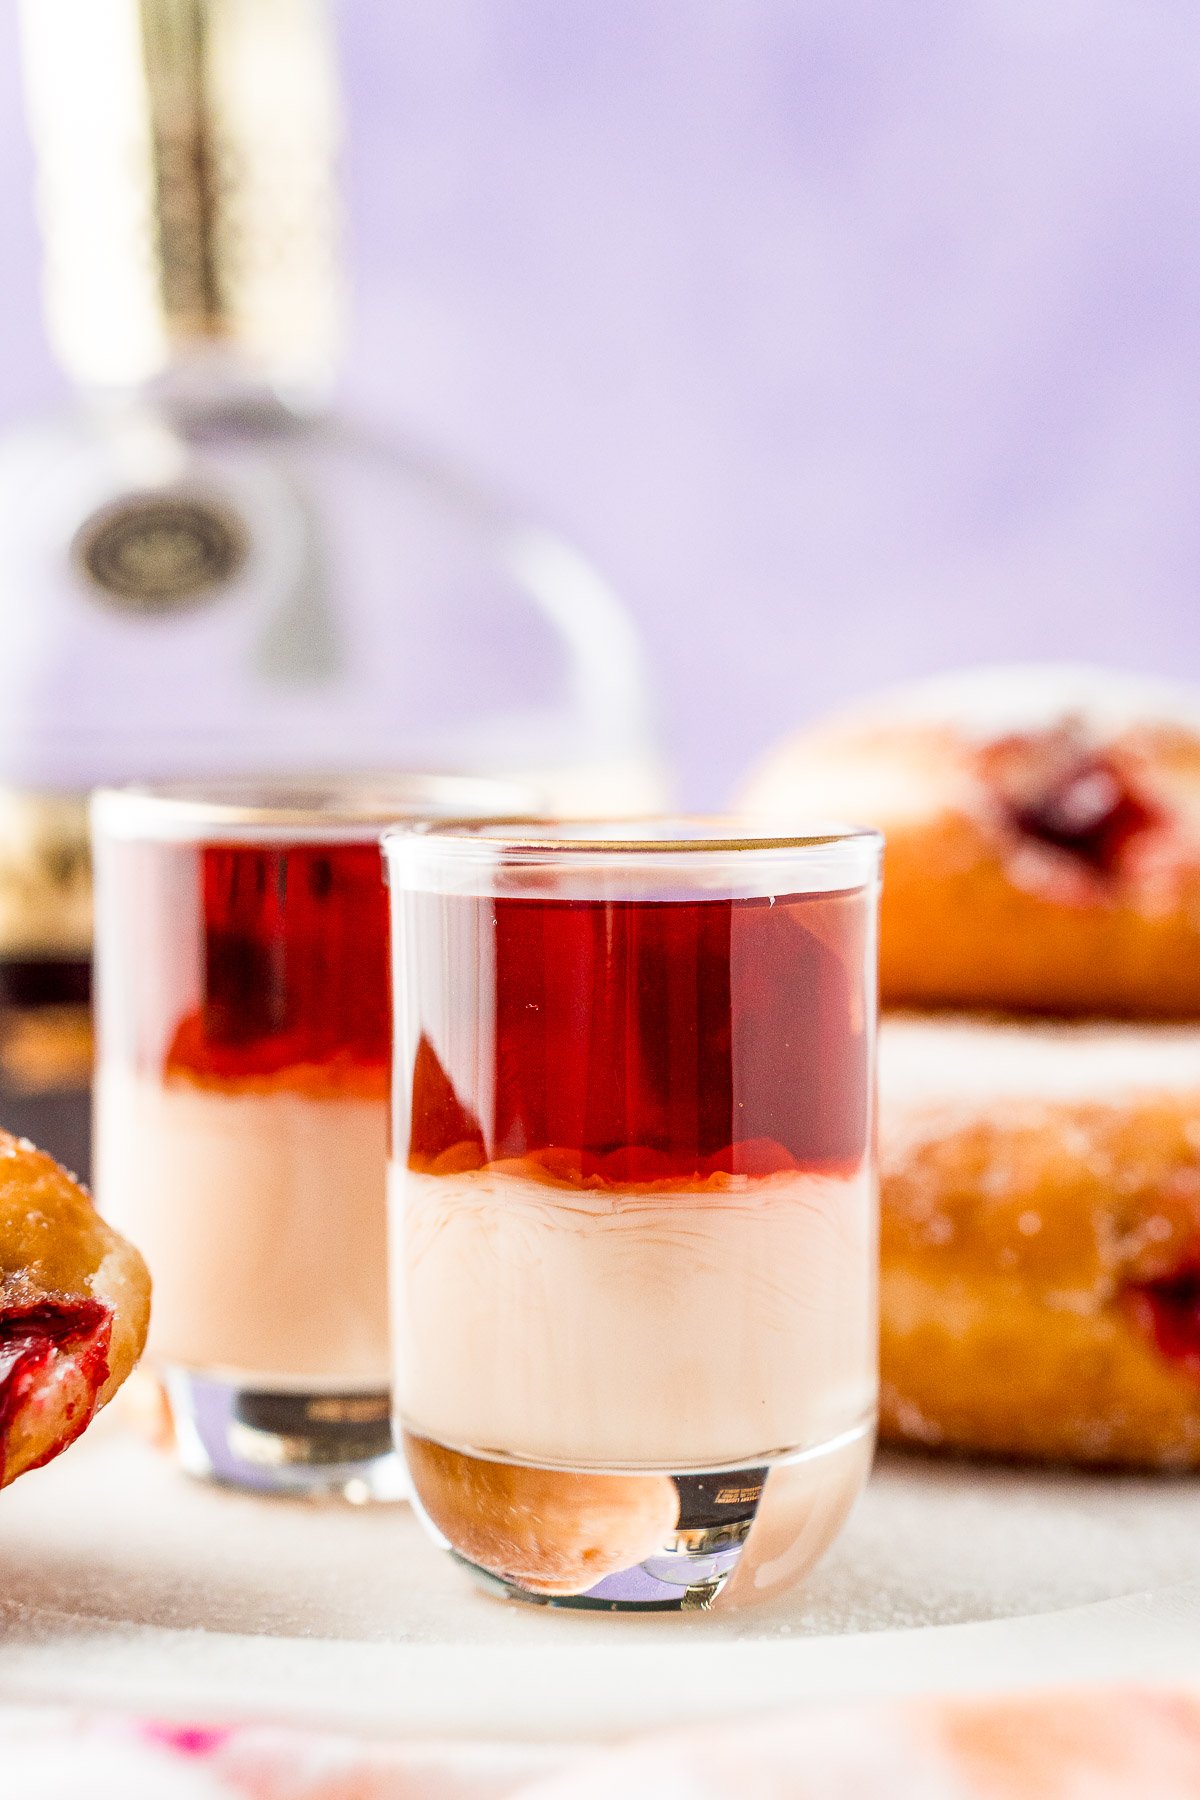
1, 1132, 150, 1488
879, 1013, 1200, 1467
741, 665, 1200, 1016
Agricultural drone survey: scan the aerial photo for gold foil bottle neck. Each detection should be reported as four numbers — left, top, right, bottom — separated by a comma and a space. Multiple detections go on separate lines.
0, 790, 92, 958
18, 0, 343, 393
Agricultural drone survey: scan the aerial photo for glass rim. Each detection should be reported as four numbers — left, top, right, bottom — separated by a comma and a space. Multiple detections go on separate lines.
381, 813, 883, 861
90, 772, 544, 844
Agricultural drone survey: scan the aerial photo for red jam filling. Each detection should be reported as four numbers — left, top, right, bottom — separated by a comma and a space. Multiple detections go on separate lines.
0, 1297, 112, 1482
158, 842, 390, 1095
997, 748, 1160, 876
1124, 1269, 1200, 1384
407, 885, 873, 1183
985, 723, 1165, 878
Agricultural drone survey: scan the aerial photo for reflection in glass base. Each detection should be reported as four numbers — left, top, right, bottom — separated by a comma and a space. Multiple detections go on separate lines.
163, 1367, 407, 1502
403, 1420, 874, 1612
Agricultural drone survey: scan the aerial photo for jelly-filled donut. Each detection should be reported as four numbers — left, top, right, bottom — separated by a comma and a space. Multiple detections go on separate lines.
1, 1132, 150, 1487
741, 665, 1200, 1016
879, 1013, 1200, 1467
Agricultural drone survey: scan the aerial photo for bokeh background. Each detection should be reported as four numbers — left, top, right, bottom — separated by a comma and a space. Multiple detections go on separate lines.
1, 0, 1197, 803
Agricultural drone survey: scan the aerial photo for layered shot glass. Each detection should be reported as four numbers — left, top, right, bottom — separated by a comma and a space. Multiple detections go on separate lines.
386, 819, 881, 1609
92, 775, 532, 1498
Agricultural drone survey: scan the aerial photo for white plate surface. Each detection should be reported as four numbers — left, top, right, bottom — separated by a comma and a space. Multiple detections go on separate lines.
2, 1417, 1198, 1740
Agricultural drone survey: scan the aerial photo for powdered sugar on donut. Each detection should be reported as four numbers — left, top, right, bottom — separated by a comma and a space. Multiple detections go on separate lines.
740, 663, 1200, 829
814, 664, 1200, 747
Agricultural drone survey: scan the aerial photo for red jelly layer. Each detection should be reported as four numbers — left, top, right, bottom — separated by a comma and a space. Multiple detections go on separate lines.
0, 1297, 112, 1482
407, 886, 872, 1180
1124, 1269, 1200, 1384
155, 843, 390, 1089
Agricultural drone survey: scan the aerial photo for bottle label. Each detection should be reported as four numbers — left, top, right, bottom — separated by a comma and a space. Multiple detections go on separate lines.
72, 491, 249, 614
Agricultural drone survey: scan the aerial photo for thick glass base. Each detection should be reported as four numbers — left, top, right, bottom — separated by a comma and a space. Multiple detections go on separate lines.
402, 1420, 874, 1611
164, 1367, 407, 1501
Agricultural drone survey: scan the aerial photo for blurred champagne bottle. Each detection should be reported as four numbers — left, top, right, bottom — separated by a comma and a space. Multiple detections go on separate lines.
2, 0, 663, 1176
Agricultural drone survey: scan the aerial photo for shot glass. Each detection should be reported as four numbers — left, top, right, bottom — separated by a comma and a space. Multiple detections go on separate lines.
385, 818, 882, 1609
91, 774, 534, 1499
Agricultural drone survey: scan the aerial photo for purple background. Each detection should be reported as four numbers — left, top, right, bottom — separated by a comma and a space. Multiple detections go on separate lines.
2, 2, 1199, 803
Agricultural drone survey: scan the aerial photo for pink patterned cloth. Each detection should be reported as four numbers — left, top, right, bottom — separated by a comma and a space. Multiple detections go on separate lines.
0, 1713, 558, 1800
524, 1689, 1200, 1798
5, 1689, 1200, 1799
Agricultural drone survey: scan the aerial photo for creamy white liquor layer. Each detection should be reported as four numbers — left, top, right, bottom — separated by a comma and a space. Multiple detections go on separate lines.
393, 1160, 877, 1471
96, 1068, 390, 1385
